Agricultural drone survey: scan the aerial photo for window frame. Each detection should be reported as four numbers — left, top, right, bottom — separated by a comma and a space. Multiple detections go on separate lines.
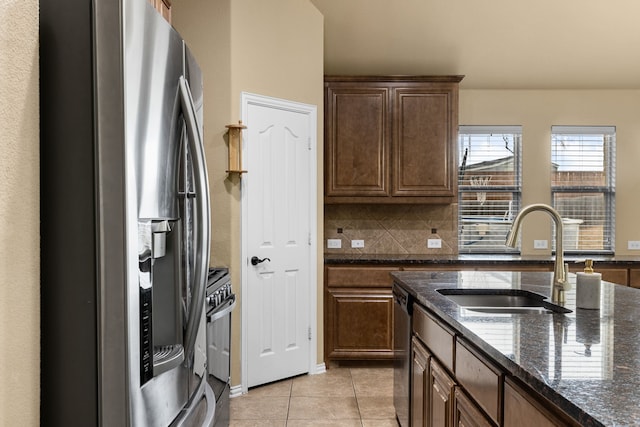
458, 126, 523, 254
550, 126, 616, 254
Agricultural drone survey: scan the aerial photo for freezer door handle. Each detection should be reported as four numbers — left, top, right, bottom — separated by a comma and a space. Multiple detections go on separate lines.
178, 75, 211, 363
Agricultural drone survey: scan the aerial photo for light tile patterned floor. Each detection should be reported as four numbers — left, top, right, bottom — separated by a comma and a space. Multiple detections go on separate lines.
230, 362, 400, 427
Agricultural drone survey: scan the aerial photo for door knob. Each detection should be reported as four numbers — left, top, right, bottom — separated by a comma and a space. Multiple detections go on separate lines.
251, 256, 271, 266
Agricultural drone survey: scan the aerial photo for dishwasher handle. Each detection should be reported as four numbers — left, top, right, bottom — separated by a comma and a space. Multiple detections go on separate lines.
393, 284, 413, 315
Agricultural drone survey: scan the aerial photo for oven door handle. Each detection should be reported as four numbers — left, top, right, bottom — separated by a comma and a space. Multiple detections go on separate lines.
206, 295, 236, 323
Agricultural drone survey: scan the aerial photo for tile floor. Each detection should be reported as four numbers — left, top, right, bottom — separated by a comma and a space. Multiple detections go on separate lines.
230, 362, 400, 427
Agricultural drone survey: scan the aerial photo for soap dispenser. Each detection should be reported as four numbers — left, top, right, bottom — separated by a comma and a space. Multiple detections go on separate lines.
576, 259, 601, 309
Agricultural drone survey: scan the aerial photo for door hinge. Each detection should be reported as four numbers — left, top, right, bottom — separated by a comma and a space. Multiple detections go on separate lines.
308, 232, 312, 246
307, 137, 311, 150
308, 326, 312, 341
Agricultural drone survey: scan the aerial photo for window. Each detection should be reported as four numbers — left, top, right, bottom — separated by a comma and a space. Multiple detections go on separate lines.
458, 126, 522, 253
551, 126, 615, 253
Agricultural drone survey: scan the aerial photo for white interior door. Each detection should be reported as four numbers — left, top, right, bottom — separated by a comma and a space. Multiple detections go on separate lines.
241, 93, 317, 389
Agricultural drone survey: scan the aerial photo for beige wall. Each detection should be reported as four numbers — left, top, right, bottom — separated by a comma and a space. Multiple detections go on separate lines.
0, 0, 40, 425
172, 0, 324, 385
459, 89, 640, 256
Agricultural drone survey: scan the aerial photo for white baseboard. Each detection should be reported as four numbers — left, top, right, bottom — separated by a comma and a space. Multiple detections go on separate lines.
310, 363, 326, 375
229, 384, 243, 398
230, 363, 327, 398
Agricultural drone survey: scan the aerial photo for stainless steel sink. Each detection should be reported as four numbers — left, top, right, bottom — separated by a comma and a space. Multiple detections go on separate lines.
437, 289, 572, 314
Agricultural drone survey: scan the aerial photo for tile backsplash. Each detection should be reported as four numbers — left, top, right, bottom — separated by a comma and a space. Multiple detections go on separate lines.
324, 204, 459, 255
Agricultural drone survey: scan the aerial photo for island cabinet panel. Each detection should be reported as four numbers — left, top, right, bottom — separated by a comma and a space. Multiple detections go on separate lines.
504, 379, 575, 427
453, 387, 495, 427
325, 266, 397, 360
413, 304, 456, 372
412, 337, 431, 427
455, 339, 503, 425
324, 76, 463, 204
412, 308, 497, 427
430, 358, 456, 427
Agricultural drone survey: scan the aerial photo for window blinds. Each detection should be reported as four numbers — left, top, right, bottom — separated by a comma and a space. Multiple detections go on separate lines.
551, 126, 615, 253
458, 126, 522, 253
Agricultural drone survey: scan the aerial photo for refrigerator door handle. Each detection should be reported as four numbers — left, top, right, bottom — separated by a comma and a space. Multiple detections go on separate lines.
178, 75, 211, 363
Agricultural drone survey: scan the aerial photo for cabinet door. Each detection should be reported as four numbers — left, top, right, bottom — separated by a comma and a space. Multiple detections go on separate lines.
430, 358, 456, 427
325, 84, 390, 198
453, 387, 494, 427
392, 85, 458, 198
325, 287, 394, 359
412, 337, 431, 427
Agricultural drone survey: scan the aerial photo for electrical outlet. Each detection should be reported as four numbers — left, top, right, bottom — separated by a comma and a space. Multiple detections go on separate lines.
327, 239, 342, 249
427, 238, 442, 249
534, 240, 548, 250
628, 241, 640, 250
351, 239, 364, 248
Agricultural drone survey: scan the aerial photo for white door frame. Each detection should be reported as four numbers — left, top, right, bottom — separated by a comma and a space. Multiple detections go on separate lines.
239, 92, 318, 393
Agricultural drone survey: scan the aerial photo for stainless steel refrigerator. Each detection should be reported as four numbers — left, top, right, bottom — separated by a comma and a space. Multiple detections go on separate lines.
40, 0, 214, 425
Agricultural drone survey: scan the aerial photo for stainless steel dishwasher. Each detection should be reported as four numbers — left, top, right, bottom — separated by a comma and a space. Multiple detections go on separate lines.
393, 282, 413, 427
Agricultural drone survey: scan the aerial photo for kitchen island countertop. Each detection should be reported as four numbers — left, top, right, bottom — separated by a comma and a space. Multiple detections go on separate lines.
392, 270, 640, 427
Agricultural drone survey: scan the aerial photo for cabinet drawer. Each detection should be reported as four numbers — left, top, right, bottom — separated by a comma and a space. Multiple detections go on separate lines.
326, 266, 399, 287
455, 338, 503, 425
413, 304, 455, 371
504, 379, 572, 427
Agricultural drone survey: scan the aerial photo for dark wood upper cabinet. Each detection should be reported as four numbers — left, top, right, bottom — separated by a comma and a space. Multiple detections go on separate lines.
325, 84, 390, 198
324, 76, 463, 204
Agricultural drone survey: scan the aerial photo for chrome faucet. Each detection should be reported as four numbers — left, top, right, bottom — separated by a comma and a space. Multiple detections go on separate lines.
505, 203, 568, 304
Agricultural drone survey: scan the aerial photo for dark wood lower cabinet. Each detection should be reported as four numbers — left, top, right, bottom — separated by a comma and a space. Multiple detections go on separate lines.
430, 359, 456, 427
504, 379, 574, 427
324, 266, 396, 361
453, 387, 494, 427
411, 337, 430, 427
325, 287, 393, 360
410, 301, 576, 427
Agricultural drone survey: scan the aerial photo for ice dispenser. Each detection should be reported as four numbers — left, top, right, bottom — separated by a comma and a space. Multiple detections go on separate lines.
138, 219, 185, 384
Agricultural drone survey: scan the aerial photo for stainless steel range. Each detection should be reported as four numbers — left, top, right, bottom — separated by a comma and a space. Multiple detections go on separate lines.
206, 268, 236, 426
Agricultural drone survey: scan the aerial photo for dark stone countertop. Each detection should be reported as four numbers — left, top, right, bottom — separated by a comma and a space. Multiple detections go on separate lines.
392, 270, 640, 427
325, 253, 640, 266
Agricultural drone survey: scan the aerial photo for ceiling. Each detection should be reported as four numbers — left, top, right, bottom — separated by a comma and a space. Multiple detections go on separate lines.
310, 0, 640, 89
